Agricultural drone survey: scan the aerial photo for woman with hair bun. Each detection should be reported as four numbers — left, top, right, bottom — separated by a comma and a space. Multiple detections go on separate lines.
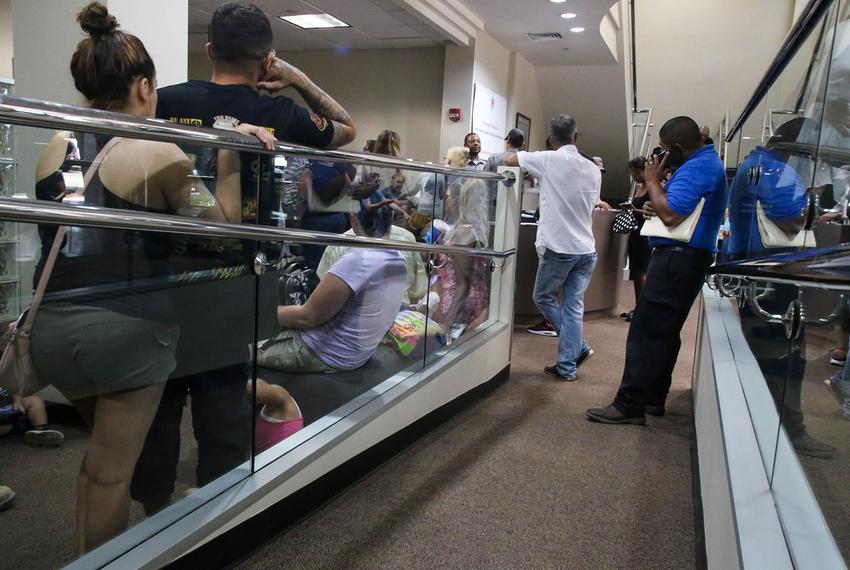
29, 2, 273, 553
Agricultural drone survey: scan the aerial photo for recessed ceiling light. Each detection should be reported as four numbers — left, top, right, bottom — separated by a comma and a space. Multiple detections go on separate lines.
560, 12, 576, 19
550, 0, 567, 3
570, 27, 585, 33
279, 13, 349, 29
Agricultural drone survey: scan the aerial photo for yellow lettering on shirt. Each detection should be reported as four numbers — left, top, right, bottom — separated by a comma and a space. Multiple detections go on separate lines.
169, 117, 203, 127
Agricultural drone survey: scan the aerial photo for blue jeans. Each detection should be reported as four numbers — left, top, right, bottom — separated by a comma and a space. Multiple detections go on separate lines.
533, 249, 597, 377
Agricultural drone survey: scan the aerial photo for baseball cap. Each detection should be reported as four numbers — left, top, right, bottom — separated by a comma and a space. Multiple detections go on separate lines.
505, 128, 525, 148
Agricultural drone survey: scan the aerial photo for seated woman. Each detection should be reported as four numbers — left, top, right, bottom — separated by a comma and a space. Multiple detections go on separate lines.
26, 2, 272, 554
430, 178, 491, 340
258, 198, 407, 372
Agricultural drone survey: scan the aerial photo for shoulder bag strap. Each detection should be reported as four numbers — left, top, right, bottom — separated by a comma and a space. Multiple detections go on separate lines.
21, 137, 124, 333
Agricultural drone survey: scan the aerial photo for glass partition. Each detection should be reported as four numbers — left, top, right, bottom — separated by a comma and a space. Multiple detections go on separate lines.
0, 101, 517, 566
1, 123, 266, 566
717, 1, 850, 564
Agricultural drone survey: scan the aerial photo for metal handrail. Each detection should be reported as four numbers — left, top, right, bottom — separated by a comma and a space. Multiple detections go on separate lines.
0, 95, 505, 181
0, 197, 515, 259
726, 0, 835, 142
638, 108, 653, 158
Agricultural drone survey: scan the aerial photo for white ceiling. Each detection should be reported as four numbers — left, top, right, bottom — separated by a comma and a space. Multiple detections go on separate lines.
456, 0, 622, 66
188, 0, 449, 52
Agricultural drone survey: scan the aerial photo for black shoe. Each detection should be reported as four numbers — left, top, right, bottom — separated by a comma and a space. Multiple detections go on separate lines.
586, 405, 646, 425
544, 365, 576, 381
792, 434, 835, 459
576, 347, 594, 368
645, 405, 665, 417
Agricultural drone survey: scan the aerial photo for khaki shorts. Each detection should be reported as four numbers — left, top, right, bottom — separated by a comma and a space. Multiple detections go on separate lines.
31, 302, 178, 401
256, 329, 335, 374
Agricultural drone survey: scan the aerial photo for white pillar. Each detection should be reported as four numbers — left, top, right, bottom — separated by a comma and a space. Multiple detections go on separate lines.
10, 0, 189, 197
107, 0, 188, 88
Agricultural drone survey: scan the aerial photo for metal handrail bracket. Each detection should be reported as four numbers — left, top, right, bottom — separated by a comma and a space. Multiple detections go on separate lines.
0, 197, 515, 259
0, 95, 505, 181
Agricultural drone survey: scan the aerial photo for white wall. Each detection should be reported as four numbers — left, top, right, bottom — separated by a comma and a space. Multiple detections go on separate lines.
438, 29, 548, 157
108, 0, 188, 88
472, 29, 511, 100
635, 0, 796, 140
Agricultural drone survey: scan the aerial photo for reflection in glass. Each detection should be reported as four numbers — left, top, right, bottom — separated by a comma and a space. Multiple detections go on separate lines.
726, 118, 812, 260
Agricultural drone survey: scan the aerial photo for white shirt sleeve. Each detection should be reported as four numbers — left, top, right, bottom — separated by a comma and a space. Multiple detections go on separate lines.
517, 151, 550, 179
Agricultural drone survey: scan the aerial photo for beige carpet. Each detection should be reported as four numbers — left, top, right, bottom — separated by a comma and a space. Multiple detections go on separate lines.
240, 297, 699, 570
0, 293, 699, 569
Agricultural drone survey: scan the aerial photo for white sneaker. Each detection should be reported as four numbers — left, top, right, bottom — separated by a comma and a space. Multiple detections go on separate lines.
0, 486, 15, 511
24, 428, 64, 447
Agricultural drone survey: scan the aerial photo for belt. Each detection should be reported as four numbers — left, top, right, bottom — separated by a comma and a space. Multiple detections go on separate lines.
652, 245, 713, 255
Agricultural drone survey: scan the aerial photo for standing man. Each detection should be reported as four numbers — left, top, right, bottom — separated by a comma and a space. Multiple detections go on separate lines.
486, 128, 524, 171
464, 133, 487, 170
505, 115, 601, 381
587, 116, 728, 424
131, 1, 357, 514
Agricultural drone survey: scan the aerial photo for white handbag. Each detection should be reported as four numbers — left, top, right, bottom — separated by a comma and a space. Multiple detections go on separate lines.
755, 200, 814, 248
640, 198, 705, 242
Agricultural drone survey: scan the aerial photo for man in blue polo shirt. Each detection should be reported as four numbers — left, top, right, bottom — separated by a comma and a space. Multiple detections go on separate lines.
587, 116, 729, 424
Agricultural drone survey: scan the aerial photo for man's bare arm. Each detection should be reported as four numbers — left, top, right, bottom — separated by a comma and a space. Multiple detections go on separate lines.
258, 58, 356, 149
644, 153, 686, 227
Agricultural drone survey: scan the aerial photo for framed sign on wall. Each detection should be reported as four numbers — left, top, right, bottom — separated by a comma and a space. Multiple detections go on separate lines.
515, 113, 531, 151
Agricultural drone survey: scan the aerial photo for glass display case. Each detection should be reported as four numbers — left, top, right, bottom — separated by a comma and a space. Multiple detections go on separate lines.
0, 77, 19, 322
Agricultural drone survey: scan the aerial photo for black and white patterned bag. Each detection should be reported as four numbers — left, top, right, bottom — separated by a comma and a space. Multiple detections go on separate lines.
612, 209, 639, 234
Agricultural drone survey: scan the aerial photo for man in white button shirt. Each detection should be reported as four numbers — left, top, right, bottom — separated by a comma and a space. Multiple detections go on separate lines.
505, 115, 601, 380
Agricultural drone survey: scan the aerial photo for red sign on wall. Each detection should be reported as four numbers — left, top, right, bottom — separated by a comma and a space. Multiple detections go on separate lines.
448, 108, 462, 122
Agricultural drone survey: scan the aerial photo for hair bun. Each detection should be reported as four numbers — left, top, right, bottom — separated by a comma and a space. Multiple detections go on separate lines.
77, 2, 119, 37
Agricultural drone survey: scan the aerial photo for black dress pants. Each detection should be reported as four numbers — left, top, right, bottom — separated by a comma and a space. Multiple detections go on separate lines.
130, 364, 251, 508
613, 246, 714, 416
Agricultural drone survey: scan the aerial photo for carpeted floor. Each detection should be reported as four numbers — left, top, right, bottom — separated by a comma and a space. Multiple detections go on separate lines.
239, 298, 700, 570
0, 293, 699, 569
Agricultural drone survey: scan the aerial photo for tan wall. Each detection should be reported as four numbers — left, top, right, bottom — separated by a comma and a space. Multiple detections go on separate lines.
635, 0, 796, 140
507, 52, 546, 151
437, 43, 475, 157
538, 64, 631, 198
191, 48, 446, 161
0, 0, 11, 79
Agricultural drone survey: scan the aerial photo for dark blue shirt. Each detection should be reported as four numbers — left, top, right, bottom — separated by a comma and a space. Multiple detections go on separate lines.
726, 146, 807, 258
651, 145, 729, 252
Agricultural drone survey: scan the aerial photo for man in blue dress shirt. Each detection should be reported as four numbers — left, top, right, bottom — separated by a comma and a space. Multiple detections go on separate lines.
587, 116, 729, 424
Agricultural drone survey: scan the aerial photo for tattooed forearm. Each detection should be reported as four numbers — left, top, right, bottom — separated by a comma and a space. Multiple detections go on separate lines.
290, 72, 352, 126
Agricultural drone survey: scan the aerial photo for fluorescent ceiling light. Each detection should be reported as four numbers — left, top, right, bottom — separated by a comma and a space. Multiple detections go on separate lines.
279, 13, 349, 29
570, 27, 585, 33
550, 0, 567, 3
560, 12, 576, 19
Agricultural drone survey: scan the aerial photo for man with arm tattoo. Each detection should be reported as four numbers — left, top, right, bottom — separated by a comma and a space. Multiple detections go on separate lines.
131, 2, 357, 515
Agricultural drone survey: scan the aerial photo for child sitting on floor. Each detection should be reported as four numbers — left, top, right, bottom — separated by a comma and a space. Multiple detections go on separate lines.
249, 379, 303, 454
0, 386, 64, 447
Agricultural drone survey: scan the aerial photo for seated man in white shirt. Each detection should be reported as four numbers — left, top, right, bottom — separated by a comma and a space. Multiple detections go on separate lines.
504, 115, 601, 381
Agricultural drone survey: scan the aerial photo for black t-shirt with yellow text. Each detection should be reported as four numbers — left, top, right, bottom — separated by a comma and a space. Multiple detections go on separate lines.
156, 80, 334, 229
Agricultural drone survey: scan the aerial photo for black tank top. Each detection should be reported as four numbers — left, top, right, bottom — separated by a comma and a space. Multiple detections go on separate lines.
33, 134, 184, 322
632, 191, 650, 231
